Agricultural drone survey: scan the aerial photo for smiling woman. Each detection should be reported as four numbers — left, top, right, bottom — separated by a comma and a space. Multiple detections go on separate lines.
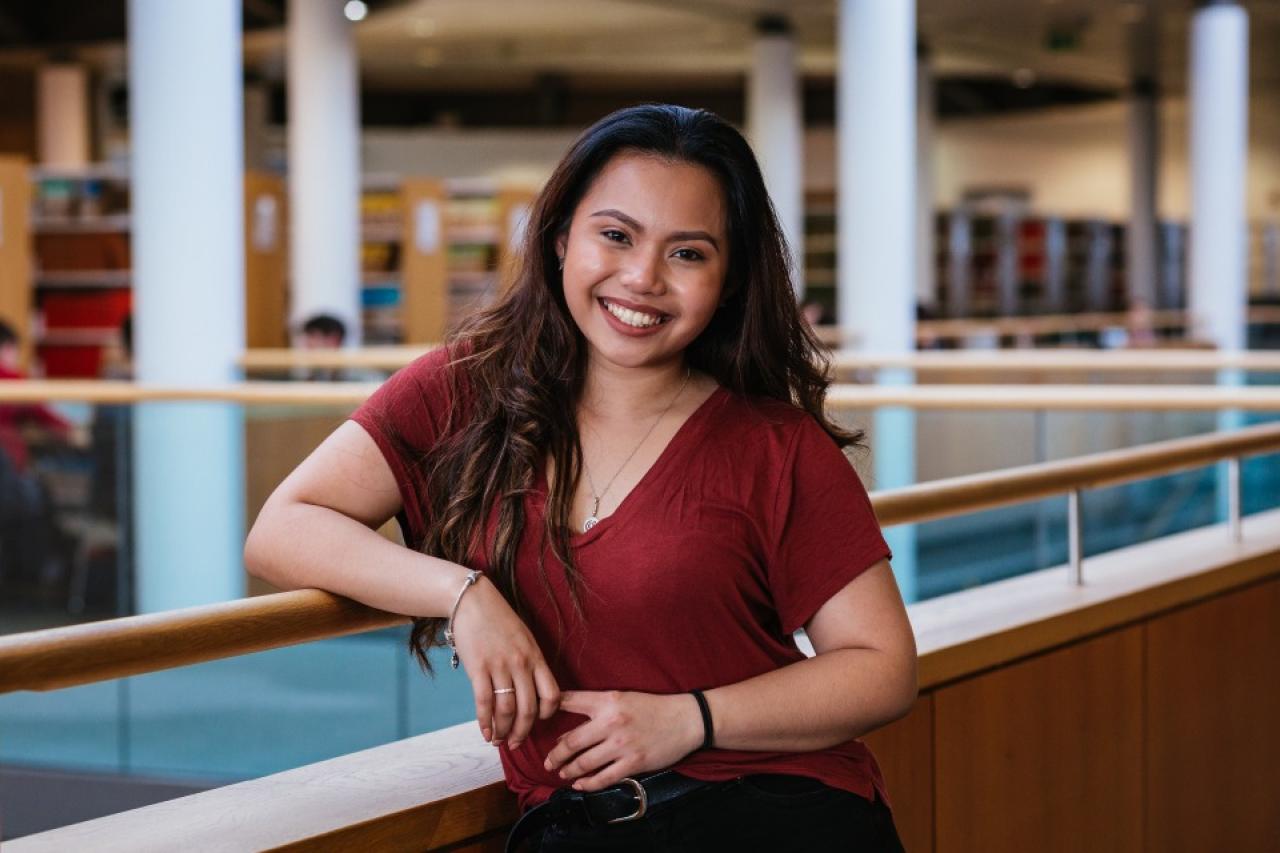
244, 104, 915, 853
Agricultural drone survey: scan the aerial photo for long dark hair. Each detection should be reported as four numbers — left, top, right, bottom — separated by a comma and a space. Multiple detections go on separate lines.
406, 104, 856, 671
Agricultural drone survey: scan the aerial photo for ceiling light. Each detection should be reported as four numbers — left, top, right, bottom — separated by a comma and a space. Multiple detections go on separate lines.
1012, 68, 1036, 89
410, 17, 436, 37
343, 1, 368, 22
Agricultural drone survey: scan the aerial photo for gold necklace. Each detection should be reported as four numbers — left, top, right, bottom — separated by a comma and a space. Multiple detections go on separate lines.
580, 369, 691, 532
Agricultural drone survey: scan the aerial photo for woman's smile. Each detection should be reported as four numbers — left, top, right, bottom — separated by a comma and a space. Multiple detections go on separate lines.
598, 297, 672, 335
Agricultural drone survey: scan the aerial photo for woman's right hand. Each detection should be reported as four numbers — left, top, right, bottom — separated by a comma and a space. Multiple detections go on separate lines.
450, 575, 562, 749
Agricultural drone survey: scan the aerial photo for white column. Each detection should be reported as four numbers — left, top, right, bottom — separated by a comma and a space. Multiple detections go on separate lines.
1189, 0, 1249, 351
1126, 6, 1160, 311
129, 0, 245, 610
838, 0, 916, 353
747, 15, 805, 297
916, 43, 937, 310
838, 0, 918, 602
1127, 84, 1159, 309
287, 0, 362, 342
36, 64, 91, 167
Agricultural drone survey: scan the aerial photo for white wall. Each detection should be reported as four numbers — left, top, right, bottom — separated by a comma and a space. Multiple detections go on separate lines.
926, 96, 1280, 221
361, 127, 579, 187
349, 93, 1280, 221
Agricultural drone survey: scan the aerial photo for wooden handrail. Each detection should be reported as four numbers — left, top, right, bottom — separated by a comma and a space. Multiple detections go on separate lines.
2, 421, 1278, 695
0, 380, 379, 405
830, 349, 1280, 373
5, 380, 1280, 410
821, 305, 1280, 343
237, 346, 1280, 374
873, 419, 1280, 526
822, 383, 1280, 411
240, 345, 432, 371
0, 589, 405, 694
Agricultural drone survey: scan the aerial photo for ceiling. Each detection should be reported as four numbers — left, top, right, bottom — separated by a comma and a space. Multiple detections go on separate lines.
2, 1, 1279, 116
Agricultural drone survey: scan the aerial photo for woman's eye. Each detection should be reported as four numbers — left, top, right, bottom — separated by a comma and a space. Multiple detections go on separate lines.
673, 248, 704, 262
602, 230, 628, 243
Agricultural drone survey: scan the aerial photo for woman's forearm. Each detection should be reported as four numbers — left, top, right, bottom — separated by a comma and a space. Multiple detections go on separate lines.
244, 500, 470, 619
702, 647, 917, 753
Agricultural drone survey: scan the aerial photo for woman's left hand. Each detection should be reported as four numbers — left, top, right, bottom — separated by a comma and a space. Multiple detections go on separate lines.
543, 690, 705, 792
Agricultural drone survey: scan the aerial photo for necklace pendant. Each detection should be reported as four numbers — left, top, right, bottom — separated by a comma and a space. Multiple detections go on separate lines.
582, 515, 599, 533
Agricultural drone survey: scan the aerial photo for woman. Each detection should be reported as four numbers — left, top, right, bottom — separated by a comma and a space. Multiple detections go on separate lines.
245, 104, 916, 852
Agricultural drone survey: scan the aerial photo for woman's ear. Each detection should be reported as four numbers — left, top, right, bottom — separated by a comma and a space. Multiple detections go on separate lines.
555, 234, 567, 266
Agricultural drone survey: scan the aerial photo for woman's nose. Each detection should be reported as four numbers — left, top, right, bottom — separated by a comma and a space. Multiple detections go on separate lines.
619, 250, 666, 295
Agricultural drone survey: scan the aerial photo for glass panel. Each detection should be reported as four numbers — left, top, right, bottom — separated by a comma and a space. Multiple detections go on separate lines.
1, 390, 1277, 826
0, 680, 124, 772
125, 632, 401, 780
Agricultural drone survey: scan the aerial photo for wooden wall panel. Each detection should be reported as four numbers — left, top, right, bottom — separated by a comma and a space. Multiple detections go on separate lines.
933, 627, 1144, 853
862, 694, 935, 853
0, 156, 32, 367
242, 410, 405, 597
1145, 578, 1280, 853
243, 410, 349, 597
400, 179, 448, 344
495, 186, 536, 293
244, 172, 288, 348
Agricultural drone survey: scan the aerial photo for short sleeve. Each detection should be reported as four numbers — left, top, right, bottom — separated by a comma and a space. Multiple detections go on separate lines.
348, 346, 460, 549
766, 417, 892, 634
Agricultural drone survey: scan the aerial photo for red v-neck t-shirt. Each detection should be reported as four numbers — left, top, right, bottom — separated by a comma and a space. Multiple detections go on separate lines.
350, 347, 895, 811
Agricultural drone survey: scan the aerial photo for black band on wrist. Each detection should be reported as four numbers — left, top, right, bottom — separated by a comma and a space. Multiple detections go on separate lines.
690, 689, 715, 750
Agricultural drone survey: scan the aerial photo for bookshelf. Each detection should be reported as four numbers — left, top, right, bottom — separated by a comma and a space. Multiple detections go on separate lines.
801, 189, 836, 321
30, 165, 131, 377
360, 177, 536, 344
21, 166, 289, 376
360, 177, 404, 344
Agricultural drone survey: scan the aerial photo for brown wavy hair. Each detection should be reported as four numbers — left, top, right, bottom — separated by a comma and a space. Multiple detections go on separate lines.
405, 104, 857, 672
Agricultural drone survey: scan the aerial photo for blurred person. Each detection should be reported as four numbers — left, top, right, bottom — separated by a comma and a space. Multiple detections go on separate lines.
300, 313, 347, 349
297, 313, 348, 381
246, 105, 914, 852
800, 299, 826, 326
0, 319, 74, 469
1124, 299, 1159, 349
0, 320, 74, 595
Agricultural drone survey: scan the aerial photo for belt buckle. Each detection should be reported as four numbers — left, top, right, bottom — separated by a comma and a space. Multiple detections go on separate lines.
606, 777, 648, 824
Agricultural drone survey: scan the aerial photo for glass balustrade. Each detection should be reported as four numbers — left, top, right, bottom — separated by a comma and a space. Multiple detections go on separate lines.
1, 389, 1277, 826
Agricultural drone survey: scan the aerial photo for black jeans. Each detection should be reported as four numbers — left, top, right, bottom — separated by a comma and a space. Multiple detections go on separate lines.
533, 774, 906, 852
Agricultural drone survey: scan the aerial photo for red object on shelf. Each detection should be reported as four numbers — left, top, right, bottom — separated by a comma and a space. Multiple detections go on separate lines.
35, 233, 131, 270
40, 289, 132, 329
37, 345, 104, 378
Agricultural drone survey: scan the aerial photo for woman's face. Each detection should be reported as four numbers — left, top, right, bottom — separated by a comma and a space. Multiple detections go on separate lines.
558, 151, 729, 373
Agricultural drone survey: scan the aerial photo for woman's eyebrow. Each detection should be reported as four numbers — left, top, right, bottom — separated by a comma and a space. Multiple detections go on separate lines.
590, 208, 720, 251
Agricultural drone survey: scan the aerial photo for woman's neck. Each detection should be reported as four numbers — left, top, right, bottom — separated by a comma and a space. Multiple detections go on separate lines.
580, 356, 690, 421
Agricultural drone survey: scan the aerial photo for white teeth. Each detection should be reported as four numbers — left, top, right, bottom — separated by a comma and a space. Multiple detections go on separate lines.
604, 300, 663, 328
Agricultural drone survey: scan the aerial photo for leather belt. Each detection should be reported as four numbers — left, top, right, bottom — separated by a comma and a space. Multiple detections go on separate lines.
504, 770, 714, 852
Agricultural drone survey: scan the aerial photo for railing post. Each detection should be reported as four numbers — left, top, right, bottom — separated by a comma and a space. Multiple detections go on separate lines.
1228, 456, 1242, 543
1068, 488, 1084, 586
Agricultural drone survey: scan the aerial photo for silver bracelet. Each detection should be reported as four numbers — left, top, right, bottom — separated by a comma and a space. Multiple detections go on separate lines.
444, 569, 482, 670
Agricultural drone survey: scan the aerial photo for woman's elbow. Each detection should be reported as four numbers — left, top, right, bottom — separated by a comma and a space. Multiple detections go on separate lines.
892, 651, 920, 720
243, 509, 288, 588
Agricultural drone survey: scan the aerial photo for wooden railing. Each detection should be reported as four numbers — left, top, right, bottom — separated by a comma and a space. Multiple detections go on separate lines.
237, 345, 1280, 375
4, 423, 1280, 850
815, 304, 1280, 346
5, 379, 1280, 411
3, 421, 1278, 695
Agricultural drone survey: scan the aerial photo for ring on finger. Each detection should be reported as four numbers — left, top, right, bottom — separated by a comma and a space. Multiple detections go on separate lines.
494, 687, 515, 695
